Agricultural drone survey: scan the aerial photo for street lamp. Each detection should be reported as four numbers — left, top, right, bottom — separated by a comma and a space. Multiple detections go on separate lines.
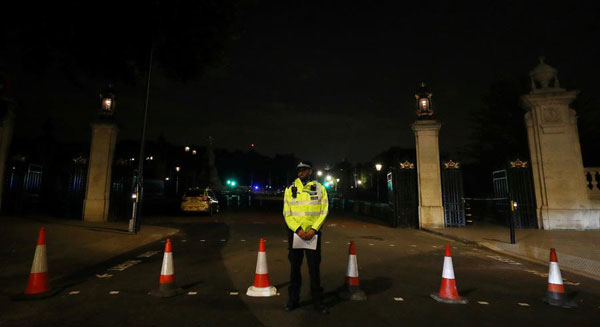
184, 146, 190, 152
415, 82, 434, 119
99, 84, 116, 116
175, 167, 181, 196
317, 170, 323, 177
375, 163, 383, 202
326, 175, 332, 181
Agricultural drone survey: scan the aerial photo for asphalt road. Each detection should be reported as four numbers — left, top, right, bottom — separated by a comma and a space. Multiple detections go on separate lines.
2, 209, 600, 326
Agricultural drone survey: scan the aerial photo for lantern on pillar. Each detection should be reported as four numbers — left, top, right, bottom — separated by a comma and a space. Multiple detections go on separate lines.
99, 84, 116, 117
415, 82, 434, 119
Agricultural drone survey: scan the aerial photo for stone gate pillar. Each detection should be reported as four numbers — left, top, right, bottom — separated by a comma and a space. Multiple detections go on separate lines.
0, 88, 16, 212
83, 85, 118, 222
412, 83, 445, 228
521, 57, 599, 229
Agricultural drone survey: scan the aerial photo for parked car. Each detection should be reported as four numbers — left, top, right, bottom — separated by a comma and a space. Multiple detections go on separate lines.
180, 187, 219, 215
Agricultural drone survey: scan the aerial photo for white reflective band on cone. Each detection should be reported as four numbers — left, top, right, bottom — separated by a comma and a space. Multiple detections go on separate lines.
442, 257, 455, 279
548, 262, 563, 285
30, 245, 48, 273
161, 252, 174, 275
346, 255, 359, 278
255, 252, 268, 274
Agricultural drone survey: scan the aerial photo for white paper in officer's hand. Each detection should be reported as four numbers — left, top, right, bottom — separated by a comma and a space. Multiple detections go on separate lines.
292, 233, 318, 250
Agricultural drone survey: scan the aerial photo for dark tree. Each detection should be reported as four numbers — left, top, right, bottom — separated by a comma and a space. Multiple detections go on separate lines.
1, 0, 251, 84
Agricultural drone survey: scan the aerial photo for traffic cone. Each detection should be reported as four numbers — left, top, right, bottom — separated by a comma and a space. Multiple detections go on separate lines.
339, 241, 366, 300
24, 227, 50, 295
149, 239, 183, 297
246, 238, 277, 297
430, 245, 468, 304
543, 248, 576, 307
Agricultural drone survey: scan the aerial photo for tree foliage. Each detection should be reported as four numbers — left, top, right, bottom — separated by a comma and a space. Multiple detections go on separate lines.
1, 0, 249, 84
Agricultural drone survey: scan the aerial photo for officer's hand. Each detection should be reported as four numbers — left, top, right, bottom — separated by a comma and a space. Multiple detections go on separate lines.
304, 229, 316, 240
297, 229, 305, 239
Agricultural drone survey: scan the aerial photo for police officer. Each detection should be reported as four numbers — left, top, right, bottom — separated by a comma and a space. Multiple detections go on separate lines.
283, 161, 329, 314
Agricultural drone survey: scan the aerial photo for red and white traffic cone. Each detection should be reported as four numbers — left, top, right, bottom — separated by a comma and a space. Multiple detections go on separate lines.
150, 239, 183, 297
24, 227, 50, 295
246, 238, 277, 297
543, 248, 576, 307
339, 241, 366, 300
430, 245, 468, 304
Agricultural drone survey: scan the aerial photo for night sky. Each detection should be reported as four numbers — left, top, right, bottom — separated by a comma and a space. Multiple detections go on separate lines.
4, 1, 600, 166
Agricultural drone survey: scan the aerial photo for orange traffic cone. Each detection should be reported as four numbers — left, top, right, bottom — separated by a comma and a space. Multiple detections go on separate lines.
339, 241, 366, 300
149, 239, 183, 297
24, 227, 50, 295
430, 245, 468, 304
246, 238, 277, 297
543, 248, 576, 307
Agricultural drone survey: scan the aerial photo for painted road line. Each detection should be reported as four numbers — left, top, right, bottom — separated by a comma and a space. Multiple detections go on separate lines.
181, 240, 187, 242
411, 245, 417, 247
188, 292, 198, 295
369, 244, 374, 246
518, 303, 530, 307
432, 245, 438, 248
69, 291, 80, 295
109, 291, 120, 295
96, 273, 113, 278
282, 240, 288, 242
108, 260, 142, 271
477, 301, 489, 305
137, 251, 160, 258
201, 240, 206, 242
524, 269, 580, 286
389, 244, 395, 247
241, 240, 246, 242
327, 224, 337, 227
487, 255, 522, 265
394, 297, 404, 302
325, 241, 330, 244
229, 292, 239, 296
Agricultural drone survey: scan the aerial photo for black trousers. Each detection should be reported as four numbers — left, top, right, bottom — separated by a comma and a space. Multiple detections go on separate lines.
287, 229, 323, 304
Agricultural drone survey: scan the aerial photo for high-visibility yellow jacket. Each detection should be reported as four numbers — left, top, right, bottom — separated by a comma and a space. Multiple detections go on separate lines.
283, 178, 329, 232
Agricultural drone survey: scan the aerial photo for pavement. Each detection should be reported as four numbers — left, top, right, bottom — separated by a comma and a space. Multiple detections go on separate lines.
0, 216, 179, 297
423, 222, 600, 281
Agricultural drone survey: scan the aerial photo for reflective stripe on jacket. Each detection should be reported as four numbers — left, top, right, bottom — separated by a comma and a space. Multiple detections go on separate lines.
283, 178, 329, 232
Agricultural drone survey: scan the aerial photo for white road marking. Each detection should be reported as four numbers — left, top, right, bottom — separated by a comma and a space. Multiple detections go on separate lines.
411, 245, 417, 247
327, 224, 337, 227
487, 255, 522, 265
325, 241, 330, 244
389, 244, 395, 247
109, 291, 120, 295
188, 292, 198, 295
229, 292, 239, 296
518, 303, 530, 307
369, 244, 374, 246
477, 301, 489, 305
524, 269, 580, 286
181, 240, 187, 242
220, 239, 226, 242
108, 260, 142, 271
276, 293, 281, 296
432, 245, 438, 248
137, 251, 160, 258
96, 273, 114, 278
282, 240, 288, 243
394, 297, 404, 301
201, 240, 206, 242
69, 291, 80, 295
241, 240, 246, 242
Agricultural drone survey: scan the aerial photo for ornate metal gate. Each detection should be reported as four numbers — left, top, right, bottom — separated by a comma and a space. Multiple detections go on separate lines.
492, 159, 537, 228
441, 160, 465, 227
387, 160, 418, 228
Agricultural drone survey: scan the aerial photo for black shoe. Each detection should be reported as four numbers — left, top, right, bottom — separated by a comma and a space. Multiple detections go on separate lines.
284, 302, 299, 312
314, 303, 329, 315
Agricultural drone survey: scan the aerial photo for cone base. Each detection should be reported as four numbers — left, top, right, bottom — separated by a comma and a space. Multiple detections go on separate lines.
246, 285, 277, 297
149, 284, 184, 298
543, 292, 577, 308
339, 285, 367, 301
12, 288, 61, 301
430, 293, 468, 304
